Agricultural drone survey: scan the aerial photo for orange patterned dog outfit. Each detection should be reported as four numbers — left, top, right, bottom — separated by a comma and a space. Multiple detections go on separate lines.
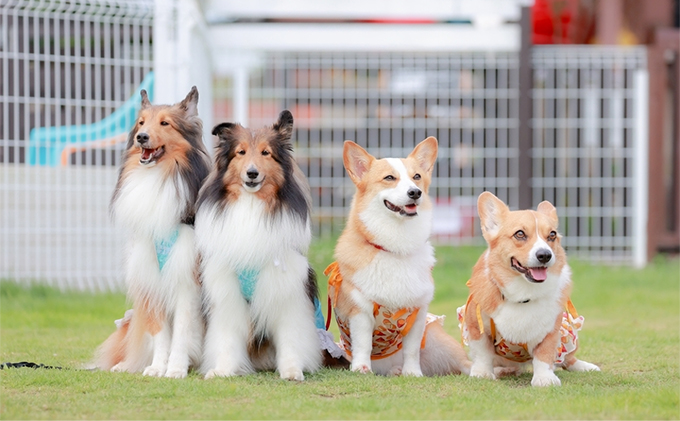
325, 262, 442, 360
456, 297, 584, 364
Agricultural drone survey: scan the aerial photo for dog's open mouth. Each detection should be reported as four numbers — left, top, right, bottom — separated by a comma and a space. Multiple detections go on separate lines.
511, 257, 548, 283
139, 146, 165, 165
384, 200, 418, 217
243, 176, 265, 190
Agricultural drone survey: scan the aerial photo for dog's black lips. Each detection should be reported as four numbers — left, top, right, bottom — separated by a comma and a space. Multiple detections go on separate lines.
244, 176, 265, 189
139, 145, 165, 164
384, 200, 418, 217
511, 257, 545, 283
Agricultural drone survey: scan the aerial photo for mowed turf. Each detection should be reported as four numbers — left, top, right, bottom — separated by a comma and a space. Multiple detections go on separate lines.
1, 241, 679, 420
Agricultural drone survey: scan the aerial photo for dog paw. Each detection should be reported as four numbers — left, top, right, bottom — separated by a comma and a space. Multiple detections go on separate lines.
164, 368, 188, 379
110, 363, 126, 373
280, 368, 305, 381
401, 365, 423, 377
387, 366, 402, 377
351, 364, 372, 374
204, 369, 232, 379
531, 372, 561, 387
143, 365, 166, 377
470, 365, 496, 380
566, 360, 600, 372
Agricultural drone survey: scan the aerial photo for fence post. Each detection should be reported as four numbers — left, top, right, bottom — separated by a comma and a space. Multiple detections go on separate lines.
518, 5, 533, 210
633, 69, 649, 268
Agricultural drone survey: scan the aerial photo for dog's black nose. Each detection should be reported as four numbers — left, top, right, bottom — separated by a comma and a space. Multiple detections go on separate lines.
136, 132, 149, 145
407, 187, 422, 200
246, 169, 259, 180
536, 249, 552, 264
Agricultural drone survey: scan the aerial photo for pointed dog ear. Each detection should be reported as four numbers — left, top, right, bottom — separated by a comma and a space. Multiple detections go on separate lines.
177, 86, 199, 117
408, 136, 438, 174
477, 191, 509, 242
537, 200, 559, 228
343, 141, 375, 186
273, 110, 294, 140
140, 89, 152, 109
211, 122, 238, 143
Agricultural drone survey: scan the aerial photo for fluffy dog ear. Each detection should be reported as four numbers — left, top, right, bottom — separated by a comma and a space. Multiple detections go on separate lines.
477, 191, 509, 242
537, 200, 559, 227
343, 141, 374, 185
140, 89, 151, 109
273, 110, 294, 140
409, 136, 438, 174
178, 86, 199, 117
211, 122, 240, 145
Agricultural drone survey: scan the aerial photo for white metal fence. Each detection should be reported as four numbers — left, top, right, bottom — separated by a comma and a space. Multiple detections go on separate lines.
531, 46, 648, 264
1, 1, 650, 291
1, 0, 153, 290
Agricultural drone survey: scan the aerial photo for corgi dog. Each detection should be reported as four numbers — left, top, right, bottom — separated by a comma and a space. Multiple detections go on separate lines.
325, 137, 471, 377
458, 192, 600, 386
195, 110, 322, 381
95, 87, 211, 378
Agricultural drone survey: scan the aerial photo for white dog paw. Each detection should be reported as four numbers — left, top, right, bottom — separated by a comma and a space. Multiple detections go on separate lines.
351, 364, 372, 374
401, 366, 423, 377
470, 365, 496, 380
110, 363, 126, 373
567, 360, 600, 372
143, 365, 166, 377
531, 372, 561, 387
204, 368, 235, 379
164, 367, 188, 379
280, 368, 305, 381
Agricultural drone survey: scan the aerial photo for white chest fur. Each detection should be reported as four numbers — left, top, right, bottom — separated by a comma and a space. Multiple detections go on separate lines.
351, 243, 435, 310
490, 265, 571, 348
114, 167, 186, 240
195, 193, 311, 271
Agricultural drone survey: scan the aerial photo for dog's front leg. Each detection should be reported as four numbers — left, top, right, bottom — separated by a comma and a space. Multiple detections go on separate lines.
530, 314, 562, 387
143, 321, 171, 377
348, 311, 375, 373
400, 308, 427, 377
464, 302, 496, 380
165, 282, 203, 378
202, 267, 252, 379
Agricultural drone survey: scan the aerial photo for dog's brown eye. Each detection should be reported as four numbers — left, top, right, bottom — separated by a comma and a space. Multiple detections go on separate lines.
261, 150, 270, 156
413, 173, 421, 180
237, 150, 246, 155
514, 230, 526, 240
160, 121, 169, 126
384, 175, 396, 181
548, 231, 557, 241
138, 121, 144, 126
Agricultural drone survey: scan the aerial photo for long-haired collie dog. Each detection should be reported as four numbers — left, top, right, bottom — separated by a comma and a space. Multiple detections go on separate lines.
195, 110, 321, 381
458, 192, 599, 386
95, 87, 211, 378
324, 138, 471, 377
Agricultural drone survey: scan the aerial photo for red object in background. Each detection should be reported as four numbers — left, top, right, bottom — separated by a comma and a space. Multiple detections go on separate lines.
532, 0, 586, 44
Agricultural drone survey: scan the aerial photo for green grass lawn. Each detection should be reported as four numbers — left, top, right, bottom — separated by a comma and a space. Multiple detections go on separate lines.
1, 241, 679, 420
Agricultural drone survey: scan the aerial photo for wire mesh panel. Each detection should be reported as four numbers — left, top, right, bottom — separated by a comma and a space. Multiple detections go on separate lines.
1, 0, 154, 290
215, 51, 520, 244
532, 46, 648, 263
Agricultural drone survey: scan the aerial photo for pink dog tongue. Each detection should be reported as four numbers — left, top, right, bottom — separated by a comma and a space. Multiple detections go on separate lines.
529, 267, 548, 281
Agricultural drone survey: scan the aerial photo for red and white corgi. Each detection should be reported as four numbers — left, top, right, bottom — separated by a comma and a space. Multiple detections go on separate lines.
195, 110, 322, 381
459, 192, 600, 386
95, 87, 211, 378
325, 137, 471, 377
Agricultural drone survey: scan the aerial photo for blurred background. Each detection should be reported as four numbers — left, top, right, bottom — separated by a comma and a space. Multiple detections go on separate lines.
1, 0, 678, 291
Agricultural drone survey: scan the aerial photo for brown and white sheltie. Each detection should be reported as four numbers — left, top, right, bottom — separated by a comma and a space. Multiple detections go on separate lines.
325, 138, 471, 377
95, 87, 211, 378
459, 192, 600, 386
194, 110, 321, 381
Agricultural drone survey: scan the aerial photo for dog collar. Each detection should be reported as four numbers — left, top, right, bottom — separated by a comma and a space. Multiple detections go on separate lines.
367, 241, 390, 253
500, 292, 531, 304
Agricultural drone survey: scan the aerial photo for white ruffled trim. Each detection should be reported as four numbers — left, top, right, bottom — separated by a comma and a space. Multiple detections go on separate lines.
317, 329, 346, 359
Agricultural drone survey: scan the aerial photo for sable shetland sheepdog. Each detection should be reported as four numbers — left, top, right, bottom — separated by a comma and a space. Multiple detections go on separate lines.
458, 192, 600, 386
195, 110, 321, 381
95, 87, 211, 378
324, 137, 471, 377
